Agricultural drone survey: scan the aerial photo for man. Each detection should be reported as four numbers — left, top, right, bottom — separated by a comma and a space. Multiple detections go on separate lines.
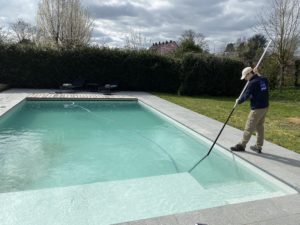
230, 67, 269, 153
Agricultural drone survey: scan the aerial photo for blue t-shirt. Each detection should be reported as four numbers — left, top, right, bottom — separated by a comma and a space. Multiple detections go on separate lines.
238, 74, 269, 109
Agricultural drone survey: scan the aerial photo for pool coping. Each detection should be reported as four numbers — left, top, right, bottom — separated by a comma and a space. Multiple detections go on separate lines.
26, 93, 138, 101
1, 89, 300, 225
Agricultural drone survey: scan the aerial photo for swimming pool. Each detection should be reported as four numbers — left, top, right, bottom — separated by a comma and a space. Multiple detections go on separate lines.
0, 100, 296, 225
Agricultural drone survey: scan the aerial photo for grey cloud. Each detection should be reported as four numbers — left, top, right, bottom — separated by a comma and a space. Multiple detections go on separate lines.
92, 29, 114, 44
92, 29, 109, 38
92, 36, 114, 45
85, 0, 224, 30
0, 0, 38, 24
0, 0, 270, 51
89, 2, 146, 19
170, 0, 224, 17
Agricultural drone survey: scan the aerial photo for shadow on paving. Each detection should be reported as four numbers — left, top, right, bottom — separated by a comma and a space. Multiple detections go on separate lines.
243, 151, 300, 168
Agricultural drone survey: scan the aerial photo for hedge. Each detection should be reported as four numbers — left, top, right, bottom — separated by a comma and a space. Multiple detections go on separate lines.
179, 54, 245, 96
295, 59, 300, 87
0, 46, 181, 93
0, 45, 245, 95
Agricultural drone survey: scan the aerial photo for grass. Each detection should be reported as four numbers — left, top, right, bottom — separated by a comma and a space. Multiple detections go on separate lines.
155, 88, 300, 154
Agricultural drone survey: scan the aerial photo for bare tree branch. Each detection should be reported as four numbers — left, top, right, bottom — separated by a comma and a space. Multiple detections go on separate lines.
124, 29, 152, 50
257, 0, 300, 89
10, 19, 37, 43
179, 30, 209, 51
37, 0, 94, 48
0, 26, 9, 44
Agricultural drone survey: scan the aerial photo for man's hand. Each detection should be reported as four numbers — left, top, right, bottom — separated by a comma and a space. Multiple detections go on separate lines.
235, 98, 240, 105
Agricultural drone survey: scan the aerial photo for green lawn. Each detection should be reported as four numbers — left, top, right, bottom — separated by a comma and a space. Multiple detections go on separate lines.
155, 88, 300, 154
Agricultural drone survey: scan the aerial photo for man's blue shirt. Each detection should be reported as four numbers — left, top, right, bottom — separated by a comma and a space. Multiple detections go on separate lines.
238, 74, 269, 109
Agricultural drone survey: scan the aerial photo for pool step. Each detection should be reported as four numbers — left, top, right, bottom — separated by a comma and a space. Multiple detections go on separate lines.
202, 181, 285, 204
0, 173, 286, 225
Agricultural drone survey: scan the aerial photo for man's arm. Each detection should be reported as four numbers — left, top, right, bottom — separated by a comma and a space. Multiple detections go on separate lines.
237, 82, 252, 104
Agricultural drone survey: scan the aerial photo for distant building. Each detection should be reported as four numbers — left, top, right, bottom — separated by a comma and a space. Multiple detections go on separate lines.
149, 40, 178, 55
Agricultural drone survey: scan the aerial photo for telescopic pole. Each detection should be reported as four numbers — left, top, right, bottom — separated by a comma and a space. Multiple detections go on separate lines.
189, 40, 272, 173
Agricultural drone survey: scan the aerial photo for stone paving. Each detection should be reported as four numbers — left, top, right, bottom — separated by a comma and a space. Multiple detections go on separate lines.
27, 93, 137, 101
1, 89, 300, 225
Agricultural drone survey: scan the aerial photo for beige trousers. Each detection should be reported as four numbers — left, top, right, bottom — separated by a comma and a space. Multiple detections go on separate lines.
240, 107, 268, 148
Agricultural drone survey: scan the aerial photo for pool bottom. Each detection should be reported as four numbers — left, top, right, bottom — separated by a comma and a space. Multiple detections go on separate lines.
0, 173, 289, 225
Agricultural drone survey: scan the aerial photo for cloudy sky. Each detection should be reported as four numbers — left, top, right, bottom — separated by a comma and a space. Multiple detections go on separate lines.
0, 0, 270, 52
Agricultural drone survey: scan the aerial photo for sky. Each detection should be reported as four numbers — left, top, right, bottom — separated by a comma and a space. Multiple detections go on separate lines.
0, 0, 271, 52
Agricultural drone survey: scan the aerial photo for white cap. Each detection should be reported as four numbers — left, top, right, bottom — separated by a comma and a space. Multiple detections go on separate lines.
241, 67, 253, 80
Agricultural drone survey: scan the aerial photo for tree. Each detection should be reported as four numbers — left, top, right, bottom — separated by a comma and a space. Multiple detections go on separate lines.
236, 41, 246, 60
10, 19, 36, 43
37, 0, 94, 48
222, 35, 268, 67
242, 34, 268, 66
224, 43, 235, 53
247, 34, 267, 51
179, 30, 208, 53
258, 0, 300, 89
0, 26, 9, 45
124, 29, 152, 50
179, 38, 203, 53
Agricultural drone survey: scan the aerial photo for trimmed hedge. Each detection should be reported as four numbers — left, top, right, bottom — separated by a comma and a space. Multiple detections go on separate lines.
295, 59, 300, 87
179, 54, 245, 96
0, 46, 181, 93
0, 45, 245, 95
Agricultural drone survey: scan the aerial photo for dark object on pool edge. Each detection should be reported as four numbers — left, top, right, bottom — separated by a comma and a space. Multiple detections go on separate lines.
250, 145, 262, 153
99, 83, 118, 95
58, 78, 86, 93
195, 223, 208, 225
86, 83, 99, 92
230, 144, 245, 152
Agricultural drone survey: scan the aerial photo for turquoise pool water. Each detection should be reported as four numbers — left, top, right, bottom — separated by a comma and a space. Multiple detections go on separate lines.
0, 100, 296, 225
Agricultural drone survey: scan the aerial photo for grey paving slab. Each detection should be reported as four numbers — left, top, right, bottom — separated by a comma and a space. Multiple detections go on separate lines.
271, 194, 300, 214
1, 89, 300, 225
126, 218, 159, 225
174, 210, 207, 225
246, 213, 300, 225
114, 214, 181, 225
228, 199, 288, 224
0, 92, 27, 116
175, 208, 235, 225
156, 215, 179, 225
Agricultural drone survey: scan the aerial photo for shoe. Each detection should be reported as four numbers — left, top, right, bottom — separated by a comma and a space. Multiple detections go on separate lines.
230, 144, 245, 152
250, 145, 262, 153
